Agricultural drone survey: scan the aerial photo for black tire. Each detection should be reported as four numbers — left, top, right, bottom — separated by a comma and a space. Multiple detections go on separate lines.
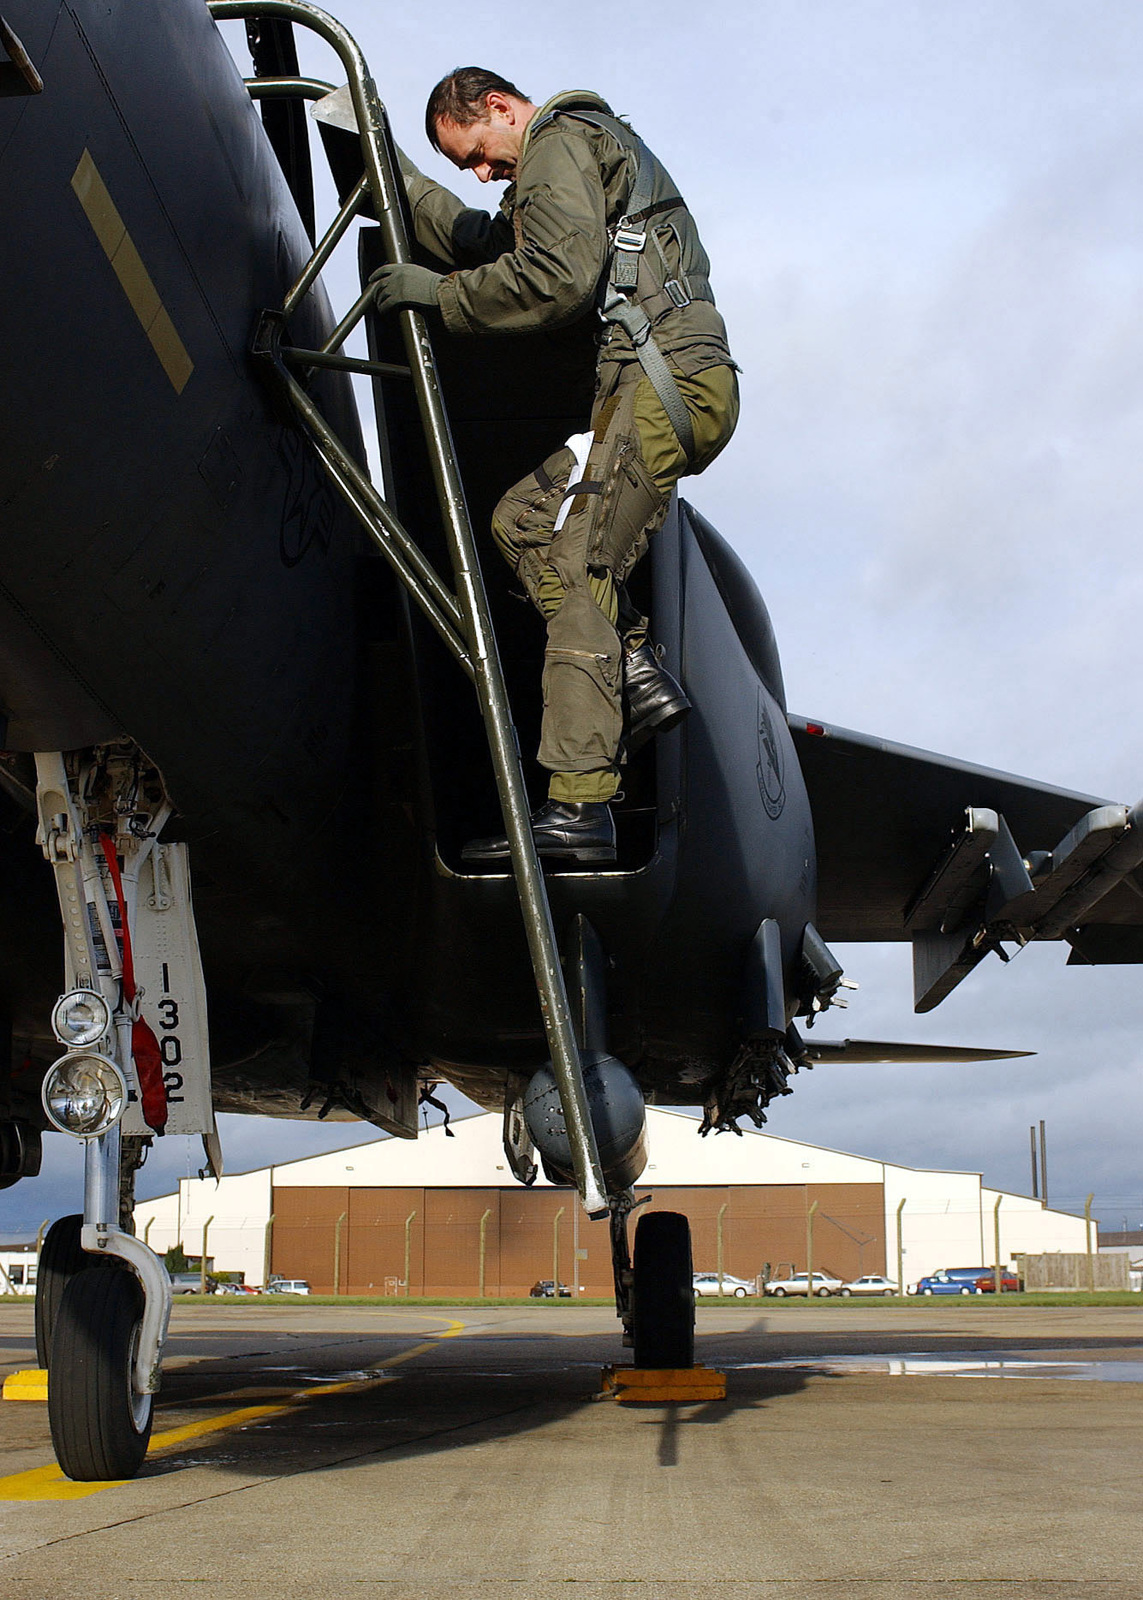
771, 1286, 787, 1297
35, 1214, 105, 1368
960, 1286, 972, 1296
733, 1286, 747, 1298
632, 1211, 694, 1369
923, 1288, 933, 1296
840, 1288, 852, 1297
48, 1264, 153, 1481
816, 1287, 831, 1297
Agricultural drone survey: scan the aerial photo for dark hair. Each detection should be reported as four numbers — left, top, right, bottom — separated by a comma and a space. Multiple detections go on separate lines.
425, 67, 529, 151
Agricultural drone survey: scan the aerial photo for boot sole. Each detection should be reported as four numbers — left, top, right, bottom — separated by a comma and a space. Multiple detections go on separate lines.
461, 843, 617, 865
627, 700, 691, 754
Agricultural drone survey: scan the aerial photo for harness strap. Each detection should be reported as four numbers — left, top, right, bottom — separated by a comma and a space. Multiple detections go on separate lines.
600, 290, 695, 461
530, 103, 697, 461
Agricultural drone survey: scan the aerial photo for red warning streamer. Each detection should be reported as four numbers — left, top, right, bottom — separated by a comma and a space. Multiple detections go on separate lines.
99, 833, 168, 1135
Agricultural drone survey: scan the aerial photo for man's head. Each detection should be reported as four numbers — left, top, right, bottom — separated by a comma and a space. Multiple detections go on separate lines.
425, 67, 537, 183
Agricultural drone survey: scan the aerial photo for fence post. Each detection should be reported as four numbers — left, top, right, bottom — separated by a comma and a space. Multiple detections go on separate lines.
716, 1202, 729, 1295
334, 1210, 348, 1296
806, 1199, 819, 1294
993, 1195, 1003, 1294
404, 1209, 417, 1298
553, 1205, 565, 1295
263, 1212, 275, 1288
200, 1215, 214, 1294
1084, 1194, 1095, 1291
479, 1207, 492, 1297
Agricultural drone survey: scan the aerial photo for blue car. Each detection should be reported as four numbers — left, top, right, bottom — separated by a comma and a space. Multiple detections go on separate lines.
912, 1268, 991, 1296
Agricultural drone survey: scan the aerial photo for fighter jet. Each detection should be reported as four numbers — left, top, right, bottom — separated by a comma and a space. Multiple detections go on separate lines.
3, 0, 1141, 1481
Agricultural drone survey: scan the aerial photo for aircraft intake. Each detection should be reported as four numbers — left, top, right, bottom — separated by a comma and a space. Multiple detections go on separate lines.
523, 1052, 647, 1193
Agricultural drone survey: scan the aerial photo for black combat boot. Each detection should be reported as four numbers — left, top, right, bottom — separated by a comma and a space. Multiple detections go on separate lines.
461, 801, 617, 864
624, 642, 692, 752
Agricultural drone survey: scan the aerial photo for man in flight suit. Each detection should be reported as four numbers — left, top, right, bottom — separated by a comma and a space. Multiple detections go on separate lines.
372, 68, 739, 862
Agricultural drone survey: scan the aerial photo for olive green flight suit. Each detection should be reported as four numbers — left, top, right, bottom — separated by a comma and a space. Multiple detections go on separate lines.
400, 92, 739, 801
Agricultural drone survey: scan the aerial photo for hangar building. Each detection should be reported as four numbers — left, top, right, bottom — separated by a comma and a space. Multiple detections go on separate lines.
133, 1110, 1089, 1295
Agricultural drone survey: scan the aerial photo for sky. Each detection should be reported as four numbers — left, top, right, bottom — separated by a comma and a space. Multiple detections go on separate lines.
8, 1, 1143, 1236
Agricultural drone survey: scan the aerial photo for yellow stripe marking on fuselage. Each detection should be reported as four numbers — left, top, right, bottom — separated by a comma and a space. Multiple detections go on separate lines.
70, 148, 194, 394
0, 1317, 465, 1501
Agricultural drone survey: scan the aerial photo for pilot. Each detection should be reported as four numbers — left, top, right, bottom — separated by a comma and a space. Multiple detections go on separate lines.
374, 69, 739, 863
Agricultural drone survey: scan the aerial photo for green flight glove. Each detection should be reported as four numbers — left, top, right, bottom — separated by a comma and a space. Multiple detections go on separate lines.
370, 262, 443, 316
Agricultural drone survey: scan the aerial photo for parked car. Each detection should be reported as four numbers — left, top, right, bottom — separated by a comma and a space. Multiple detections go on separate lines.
169, 1272, 215, 1294
973, 1272, 1021, 1293
529, 1280, 572, 1298
764, 1272, 843, 1298
839, 1275, 899, 1297
693, 1272, 755, 1298
265, 1278, 311, 1295
910, 1268, 992, 1296
214, 1281, 259, 1295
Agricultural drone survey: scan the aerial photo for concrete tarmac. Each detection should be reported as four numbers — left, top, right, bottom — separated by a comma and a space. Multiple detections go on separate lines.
0, 1300, 1141, 1599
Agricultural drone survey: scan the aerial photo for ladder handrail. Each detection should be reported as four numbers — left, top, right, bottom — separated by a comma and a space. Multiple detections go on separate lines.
208, 0, 609, 1216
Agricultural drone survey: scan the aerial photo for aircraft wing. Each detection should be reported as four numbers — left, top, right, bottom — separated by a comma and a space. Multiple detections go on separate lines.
801, 1038, 1031, 1064
789, 715, 1143, 1008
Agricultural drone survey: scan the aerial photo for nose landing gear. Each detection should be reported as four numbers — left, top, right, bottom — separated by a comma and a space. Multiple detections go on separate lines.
32, 748, 217, 1481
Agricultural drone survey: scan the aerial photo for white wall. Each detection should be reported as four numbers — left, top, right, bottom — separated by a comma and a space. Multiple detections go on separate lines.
883, 1165, 1088, 1287
135, 1167, 272, 1285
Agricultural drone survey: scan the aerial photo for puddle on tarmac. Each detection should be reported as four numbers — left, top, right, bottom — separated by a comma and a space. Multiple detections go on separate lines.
729, 1353, 1143, 1381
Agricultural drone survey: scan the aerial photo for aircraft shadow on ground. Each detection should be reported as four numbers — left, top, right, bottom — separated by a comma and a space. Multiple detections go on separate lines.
137, 1339, 822, 1483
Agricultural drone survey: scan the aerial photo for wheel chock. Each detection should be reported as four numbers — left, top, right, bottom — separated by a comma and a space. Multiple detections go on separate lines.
601, 1363, 726, 1403
3, 1369, 48, 1401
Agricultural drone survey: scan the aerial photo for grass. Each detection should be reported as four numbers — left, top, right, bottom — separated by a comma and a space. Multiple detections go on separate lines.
5, 1291, 1137, 1308
149, 1290, 1143, 1308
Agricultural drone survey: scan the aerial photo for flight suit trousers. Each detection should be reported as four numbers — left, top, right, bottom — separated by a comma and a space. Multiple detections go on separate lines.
491, 362, 739, 802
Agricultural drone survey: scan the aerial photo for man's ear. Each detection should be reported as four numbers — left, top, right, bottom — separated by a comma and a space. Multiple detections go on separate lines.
484, 89, 513, 121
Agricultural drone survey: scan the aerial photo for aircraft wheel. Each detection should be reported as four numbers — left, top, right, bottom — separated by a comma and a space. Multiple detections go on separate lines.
49, 1264, 153, 1481
632, 1211, 694, 1369
35, 1214, 105, 1368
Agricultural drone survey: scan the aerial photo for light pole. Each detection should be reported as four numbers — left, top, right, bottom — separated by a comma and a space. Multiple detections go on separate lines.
896, 1197, 906, 1296
806, 1199, 819, 1294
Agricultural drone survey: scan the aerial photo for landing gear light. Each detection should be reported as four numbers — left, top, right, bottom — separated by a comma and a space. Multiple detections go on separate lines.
50, 988, 112, 1048
41, 1052, 128, 1138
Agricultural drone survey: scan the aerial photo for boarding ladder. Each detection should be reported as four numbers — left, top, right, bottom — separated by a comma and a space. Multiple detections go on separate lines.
206, 0, 608, 1216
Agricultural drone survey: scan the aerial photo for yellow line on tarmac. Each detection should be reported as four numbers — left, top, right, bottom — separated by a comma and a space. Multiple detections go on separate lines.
0, 1317, 465, 1502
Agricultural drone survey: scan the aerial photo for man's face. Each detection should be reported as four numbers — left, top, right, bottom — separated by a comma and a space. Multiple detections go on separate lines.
435, 96, 528, 184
